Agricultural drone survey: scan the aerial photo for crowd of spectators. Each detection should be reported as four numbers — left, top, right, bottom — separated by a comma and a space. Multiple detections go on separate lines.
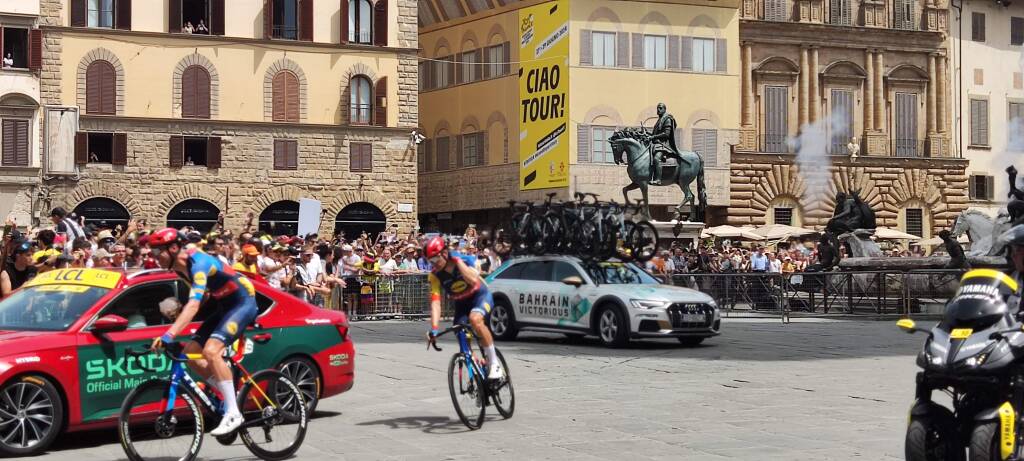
0, 210, 504, 312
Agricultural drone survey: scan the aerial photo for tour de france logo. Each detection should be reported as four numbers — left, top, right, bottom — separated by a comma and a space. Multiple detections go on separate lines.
520, 14, 534, 46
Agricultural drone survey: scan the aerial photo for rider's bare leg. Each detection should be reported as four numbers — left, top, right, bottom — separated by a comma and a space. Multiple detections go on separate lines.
201, 338, 232, 382
469, 311, 500, 370
183, 341, 214, 381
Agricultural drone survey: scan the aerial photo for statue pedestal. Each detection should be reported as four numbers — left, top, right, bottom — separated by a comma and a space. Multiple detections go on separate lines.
650, 220, 706, 247
838, 229, 883, 258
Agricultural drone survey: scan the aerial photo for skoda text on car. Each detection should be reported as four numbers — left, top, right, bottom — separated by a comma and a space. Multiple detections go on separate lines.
0, 267, 354, 457
485, 256, 721, 347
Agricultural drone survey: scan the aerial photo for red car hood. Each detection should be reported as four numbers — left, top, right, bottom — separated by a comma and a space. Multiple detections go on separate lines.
0, 330, 72, 357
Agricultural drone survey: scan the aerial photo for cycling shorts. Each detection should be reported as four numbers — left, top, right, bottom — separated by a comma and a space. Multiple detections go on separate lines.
452, 287, 493, 325
192, 290, 259, 346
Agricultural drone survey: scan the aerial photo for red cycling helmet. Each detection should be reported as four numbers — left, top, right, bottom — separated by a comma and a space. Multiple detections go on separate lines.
424, 236, 446, 258
148, 227, 186, 248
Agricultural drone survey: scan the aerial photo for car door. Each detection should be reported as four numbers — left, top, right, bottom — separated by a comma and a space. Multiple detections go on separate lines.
513, 260, 569, 327
75, 280, 187, 423
550, 261, 596, 331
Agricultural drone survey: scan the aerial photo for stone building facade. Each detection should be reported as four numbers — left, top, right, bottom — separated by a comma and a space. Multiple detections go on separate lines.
35, 0, 419, 236
418, 0, 741, 233
731, 0, 967, 237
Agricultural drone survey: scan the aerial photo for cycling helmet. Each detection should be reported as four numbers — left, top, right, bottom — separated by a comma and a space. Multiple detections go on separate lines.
424, 236, 446, 258
148, 227, 186, 248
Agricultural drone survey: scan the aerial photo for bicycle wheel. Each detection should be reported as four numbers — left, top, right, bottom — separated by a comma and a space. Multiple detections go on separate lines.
236, 369, 309, 461
490, 349, 515, 419
119, 379, 204, 461
448, 353, 486, 430
626, 220, 659, 262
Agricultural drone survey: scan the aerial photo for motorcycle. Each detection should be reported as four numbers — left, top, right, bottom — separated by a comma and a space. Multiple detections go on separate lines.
899, 269, 1022, 461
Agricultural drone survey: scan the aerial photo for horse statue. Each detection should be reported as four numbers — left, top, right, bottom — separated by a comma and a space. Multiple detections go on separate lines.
608, 127, 707, 222
952, 208, 1014, 257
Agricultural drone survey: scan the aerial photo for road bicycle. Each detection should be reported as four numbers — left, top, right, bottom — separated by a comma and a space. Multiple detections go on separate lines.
117, 335, 308, 461
429, 324, 515, 430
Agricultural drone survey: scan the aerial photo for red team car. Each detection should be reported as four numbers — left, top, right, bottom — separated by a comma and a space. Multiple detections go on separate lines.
0, 267, 355, 457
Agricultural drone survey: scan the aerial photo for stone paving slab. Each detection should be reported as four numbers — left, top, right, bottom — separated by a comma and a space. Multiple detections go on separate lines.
39, 317, 924, 460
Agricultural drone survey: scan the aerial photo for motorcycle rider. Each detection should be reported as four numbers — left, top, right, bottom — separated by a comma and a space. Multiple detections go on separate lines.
1003, 225, 1024, 303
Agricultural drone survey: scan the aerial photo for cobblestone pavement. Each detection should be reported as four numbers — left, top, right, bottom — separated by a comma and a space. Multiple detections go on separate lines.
40, 317, 923, 460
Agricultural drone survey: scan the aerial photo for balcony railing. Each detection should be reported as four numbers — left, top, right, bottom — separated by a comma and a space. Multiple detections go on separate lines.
759, 134, 793, 154
892, 138, 924, 157
272, 25, 298, 40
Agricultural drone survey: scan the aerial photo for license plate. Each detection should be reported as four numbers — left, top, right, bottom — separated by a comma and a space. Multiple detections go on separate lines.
950, 328, 973, 339
682, 314, 705, 323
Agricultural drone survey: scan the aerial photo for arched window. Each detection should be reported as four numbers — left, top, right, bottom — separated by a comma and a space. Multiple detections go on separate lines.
349, 0, 373, 43
86, 60, 116, 115
350, 76, 372, 125
181, 65, 211, 119
272, 70, 300, 122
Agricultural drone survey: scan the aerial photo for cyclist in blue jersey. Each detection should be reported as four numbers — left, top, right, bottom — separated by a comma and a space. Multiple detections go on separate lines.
424, 236, 504, 380
147, 228, 259, 436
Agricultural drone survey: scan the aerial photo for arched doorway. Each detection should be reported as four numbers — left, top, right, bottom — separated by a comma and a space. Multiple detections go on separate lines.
334, 202, 386, 240
167, 199, 221, 232
259, 200, 300, 236
73, 197, 130, 229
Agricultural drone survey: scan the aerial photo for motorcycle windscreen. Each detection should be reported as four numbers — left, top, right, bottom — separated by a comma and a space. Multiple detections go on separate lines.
941, 295, 1009, 332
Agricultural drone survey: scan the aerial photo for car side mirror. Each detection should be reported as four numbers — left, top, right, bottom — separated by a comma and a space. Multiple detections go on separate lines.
561, 276, 584, 287
92, 314, 129, 334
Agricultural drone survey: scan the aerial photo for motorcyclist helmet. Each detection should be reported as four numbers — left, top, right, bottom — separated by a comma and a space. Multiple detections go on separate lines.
943, 269, 1020, 331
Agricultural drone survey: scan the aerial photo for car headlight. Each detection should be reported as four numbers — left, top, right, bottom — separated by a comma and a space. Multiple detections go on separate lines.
631, 299, 671, 309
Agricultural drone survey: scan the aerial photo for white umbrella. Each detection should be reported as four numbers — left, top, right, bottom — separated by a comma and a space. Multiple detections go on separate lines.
873, 227, 921, 241
701, 225, 763, 240
918, 234, 970, 246
751, 224, 819, 240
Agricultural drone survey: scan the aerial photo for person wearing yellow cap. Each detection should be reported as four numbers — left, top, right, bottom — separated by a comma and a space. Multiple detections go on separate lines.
232, 244, 260, 274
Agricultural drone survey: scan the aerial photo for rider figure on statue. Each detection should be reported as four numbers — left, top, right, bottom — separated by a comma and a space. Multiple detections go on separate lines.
649, 103, 688, 186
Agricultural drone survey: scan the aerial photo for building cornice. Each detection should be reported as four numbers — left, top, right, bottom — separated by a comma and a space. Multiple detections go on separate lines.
80, 114, 413, 134
40, 26, 421, 55
740, 20, 946, 53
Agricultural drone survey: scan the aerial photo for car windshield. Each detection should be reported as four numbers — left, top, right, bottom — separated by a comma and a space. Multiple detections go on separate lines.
583, 262, 660, 285
0, 285, 109, 331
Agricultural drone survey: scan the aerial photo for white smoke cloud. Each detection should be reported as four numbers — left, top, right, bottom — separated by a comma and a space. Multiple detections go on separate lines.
788, 112, 850, 207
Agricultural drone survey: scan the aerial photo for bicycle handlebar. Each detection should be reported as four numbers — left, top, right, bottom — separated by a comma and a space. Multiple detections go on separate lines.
427, 324, 470, 352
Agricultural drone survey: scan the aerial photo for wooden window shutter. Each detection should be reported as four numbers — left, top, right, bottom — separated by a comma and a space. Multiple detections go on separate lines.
182, 66, 196, 117
211, 0, 225, 35
340, 0, 349, 44
456, 135, 464, 168
374, 76, 387, 126
474, 49, 484, 81
616, 32, 629, 68
631, 33, 643, 68
169, 0, 182, 32
1, 121, 14, 166
14, 120, 27, 166
289, 140, 298, 168
273, 140, 285, 169
272, 72, 286, 121
480, 131, 488, 165
196, 68, 210, 118
116, 0, 132, 30
112, 133, 127, 165
580, 30, 592, 65
87, 61, 116, 115
102, 62, 116, 115
363, 144, 372, 171
681, 37, 693, 71
299, 0, 314, 41
715, 38, 727, 73
286, 73, 299, 121
447, 57, 456, 85
169, 135, 184, 167
373, 0, 388, 47
577, 124, 590, 163
264, 0, 273, 39
72, 0, 87, 27
75, 132, 88, 164
502, 42, 510, 75
667, 35, 680, 69
986, 175, 995, 200
207, 137, 222, 168
29, 29, 42, 71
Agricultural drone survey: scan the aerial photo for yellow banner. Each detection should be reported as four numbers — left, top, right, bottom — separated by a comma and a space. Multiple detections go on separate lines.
25, 268, 122, 289
518, 0, 569, 191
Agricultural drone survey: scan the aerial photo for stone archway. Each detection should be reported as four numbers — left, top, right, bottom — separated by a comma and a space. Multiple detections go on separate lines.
64, 182, 144, 220
251, 185, 308, 217
172, 53, 220, 118
324, 190, 399, 233
159, 184, 227, 227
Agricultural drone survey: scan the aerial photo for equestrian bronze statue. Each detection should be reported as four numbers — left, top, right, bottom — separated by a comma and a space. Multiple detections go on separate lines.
607, 103, 707, 222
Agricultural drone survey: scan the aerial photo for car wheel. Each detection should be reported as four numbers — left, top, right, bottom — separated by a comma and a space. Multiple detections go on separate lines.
0, 375, 64, 457
677, 337, 705, 347
597, 306, 628, 348
489, 299, 519, 341
278, 356, 320, 415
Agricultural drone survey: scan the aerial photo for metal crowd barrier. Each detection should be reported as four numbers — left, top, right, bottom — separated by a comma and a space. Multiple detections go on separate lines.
668, 269, 969, 323
325, 272, 455, 321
